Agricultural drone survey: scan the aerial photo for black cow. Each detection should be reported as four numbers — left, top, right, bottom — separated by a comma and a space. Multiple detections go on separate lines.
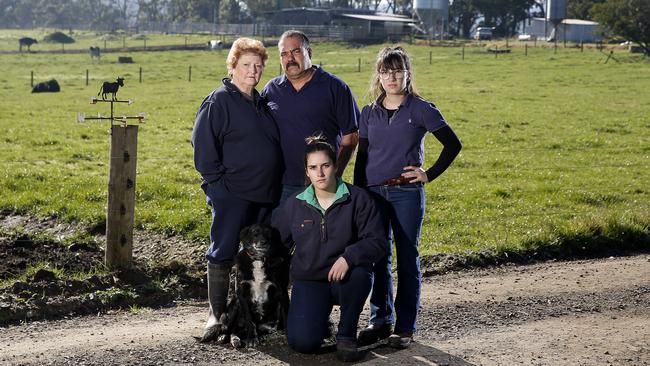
19, 37, 37, 52
32, 79, 60, 93
98, 77, 124, 101
89, 46, 101, 60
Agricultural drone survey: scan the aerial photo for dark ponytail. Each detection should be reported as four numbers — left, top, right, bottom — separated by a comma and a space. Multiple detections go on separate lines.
304, 133, 337, 169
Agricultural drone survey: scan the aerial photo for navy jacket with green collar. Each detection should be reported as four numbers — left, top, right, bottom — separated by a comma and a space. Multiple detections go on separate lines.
273, 181, 389, 281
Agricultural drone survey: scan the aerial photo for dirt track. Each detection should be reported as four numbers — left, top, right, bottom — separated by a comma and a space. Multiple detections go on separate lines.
1, 254, 648, 366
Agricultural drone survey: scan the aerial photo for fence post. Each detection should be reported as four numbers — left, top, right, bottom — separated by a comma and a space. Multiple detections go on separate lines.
105, 124, 138, 269
429, 51, 432, 64
462, 45, 465, 60
86, 69, 89, 86
495, 45, 498, 59
31, 71, 34, 87
581, 42, 584, 53
525, 43, 528, 56
139, 67, 142, 83
358, 58, 361, 72
189, 65, 192, 82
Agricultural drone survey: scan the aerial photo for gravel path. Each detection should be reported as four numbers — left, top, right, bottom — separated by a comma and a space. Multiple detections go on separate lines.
1, 254, 648, 366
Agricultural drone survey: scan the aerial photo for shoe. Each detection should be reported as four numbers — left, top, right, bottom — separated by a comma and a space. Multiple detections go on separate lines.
336, 339, 365, 362
357, 323, 393, 346
388, 332, 413, 349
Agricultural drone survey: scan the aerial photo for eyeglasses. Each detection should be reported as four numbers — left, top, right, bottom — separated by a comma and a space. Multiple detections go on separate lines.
379, 69, 407, 80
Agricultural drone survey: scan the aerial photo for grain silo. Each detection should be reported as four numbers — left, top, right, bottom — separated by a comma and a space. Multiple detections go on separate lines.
413, 0, 449, 38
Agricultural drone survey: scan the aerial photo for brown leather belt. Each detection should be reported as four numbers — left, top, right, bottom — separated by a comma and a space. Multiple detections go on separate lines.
382, 176, 411, 186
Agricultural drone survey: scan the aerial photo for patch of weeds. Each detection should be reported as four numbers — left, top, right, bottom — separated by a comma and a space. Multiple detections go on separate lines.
68, 264, 109, 281
128, 304, 142, 315
95, 287, 138, 305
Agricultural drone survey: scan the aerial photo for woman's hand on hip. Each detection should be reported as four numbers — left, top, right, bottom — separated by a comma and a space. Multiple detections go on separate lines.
402, 166, 429, 184
328, 257, 349, 282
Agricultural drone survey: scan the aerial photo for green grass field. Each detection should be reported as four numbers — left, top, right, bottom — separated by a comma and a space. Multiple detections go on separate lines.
1, 30, 648, 257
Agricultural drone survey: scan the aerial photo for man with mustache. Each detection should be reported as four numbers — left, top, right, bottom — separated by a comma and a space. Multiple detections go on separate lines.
262, 30, 360, 203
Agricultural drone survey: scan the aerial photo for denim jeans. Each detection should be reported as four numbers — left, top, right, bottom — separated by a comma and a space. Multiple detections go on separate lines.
204, 180, 274, 264
286, 266, 372, 353
367, 183, 425, 334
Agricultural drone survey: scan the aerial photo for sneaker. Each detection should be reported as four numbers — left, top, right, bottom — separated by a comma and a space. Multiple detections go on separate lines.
336, 339, 365, 362
387, 332, 413, 349
357, 323, 393, 346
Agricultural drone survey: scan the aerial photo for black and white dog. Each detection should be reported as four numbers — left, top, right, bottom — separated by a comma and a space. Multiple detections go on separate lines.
222, 224, 290, 348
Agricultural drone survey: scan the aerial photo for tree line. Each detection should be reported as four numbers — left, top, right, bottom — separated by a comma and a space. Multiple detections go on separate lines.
1, 0, 648, 53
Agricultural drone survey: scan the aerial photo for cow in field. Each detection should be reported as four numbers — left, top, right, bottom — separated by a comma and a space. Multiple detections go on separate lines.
98, 77, 124, 100
208, 39, 223, 51
89, 46, 101, 60
19, 37, 38, 52
32, 79, 60, 93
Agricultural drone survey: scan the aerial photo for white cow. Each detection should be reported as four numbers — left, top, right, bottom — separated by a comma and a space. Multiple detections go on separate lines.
208, 40, 223, 51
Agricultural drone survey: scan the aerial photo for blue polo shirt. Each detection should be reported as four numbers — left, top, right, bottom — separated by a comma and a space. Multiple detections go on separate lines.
262, 66, 359, 186
359, 94, 448, 186
191, 79, 282, 203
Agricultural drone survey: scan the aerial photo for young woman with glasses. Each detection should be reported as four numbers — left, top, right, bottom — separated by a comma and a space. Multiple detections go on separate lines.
353, 46, 462, 348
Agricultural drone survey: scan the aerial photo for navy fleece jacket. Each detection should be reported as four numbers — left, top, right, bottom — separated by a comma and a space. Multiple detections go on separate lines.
273, 182, 389, 281
191, 79, 282, 203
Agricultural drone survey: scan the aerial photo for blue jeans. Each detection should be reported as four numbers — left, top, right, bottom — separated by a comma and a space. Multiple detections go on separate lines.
287, 266, 372, 353
367, 183, 424, 334
204, 180, 274, 264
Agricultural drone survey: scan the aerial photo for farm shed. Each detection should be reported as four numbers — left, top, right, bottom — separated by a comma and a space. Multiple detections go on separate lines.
524, 17, 602, 43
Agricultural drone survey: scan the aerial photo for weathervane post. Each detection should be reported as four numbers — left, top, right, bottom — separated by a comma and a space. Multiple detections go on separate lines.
77, 78, 145, 269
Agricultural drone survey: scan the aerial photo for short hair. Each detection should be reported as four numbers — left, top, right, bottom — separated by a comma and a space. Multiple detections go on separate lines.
304, 133, 336, 169
226, 37, 268, 76
279, 30, 310, 49
369, 46, 419, 101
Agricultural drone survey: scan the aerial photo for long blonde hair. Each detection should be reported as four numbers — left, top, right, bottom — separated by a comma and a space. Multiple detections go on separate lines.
368, 46, 419, 102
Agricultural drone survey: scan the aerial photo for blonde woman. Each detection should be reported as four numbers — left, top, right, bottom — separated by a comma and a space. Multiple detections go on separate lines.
192, 37, 282, 342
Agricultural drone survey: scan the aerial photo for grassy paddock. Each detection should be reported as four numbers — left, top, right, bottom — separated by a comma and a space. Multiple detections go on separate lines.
0, 31, 648, 257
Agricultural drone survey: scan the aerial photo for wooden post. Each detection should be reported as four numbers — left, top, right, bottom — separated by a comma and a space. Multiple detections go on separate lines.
429, 51, 432, 64
30, 71, 34, 87
139, 67, 142, 83
189, 65, 192, 82
525, 43, 528, 56
495, 45, 498, 59
358, 58, 361, 72
581, 42, 584, 52
105, 124, 138, 269
86, 69, 89, 86
462, 45, 465, 60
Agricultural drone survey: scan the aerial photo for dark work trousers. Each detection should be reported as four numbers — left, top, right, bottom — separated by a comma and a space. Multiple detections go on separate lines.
204, 180, 275, 264
287, 266, 372, 354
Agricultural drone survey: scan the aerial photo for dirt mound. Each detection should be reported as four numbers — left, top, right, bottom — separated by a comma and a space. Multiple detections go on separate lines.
0, 229, 204, 325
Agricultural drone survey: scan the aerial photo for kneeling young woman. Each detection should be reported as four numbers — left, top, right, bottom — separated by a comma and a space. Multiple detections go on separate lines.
273, 135, 388, 362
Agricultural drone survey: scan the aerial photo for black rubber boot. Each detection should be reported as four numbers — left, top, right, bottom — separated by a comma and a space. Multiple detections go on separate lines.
200, 262, 231, 343
336, 339, 365, 362
357, 323, 393, 346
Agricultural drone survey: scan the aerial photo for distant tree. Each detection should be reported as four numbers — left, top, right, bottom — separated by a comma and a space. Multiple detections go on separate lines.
476, 0, 537, 37
567, 0, 604, 20
449, 0, 481, 37
591, 0, 650, 55
137, 0, 169, 22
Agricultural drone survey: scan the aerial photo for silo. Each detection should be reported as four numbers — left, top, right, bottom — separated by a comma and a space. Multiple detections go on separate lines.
414, 0, 449, 37
546, 0, 566, 22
